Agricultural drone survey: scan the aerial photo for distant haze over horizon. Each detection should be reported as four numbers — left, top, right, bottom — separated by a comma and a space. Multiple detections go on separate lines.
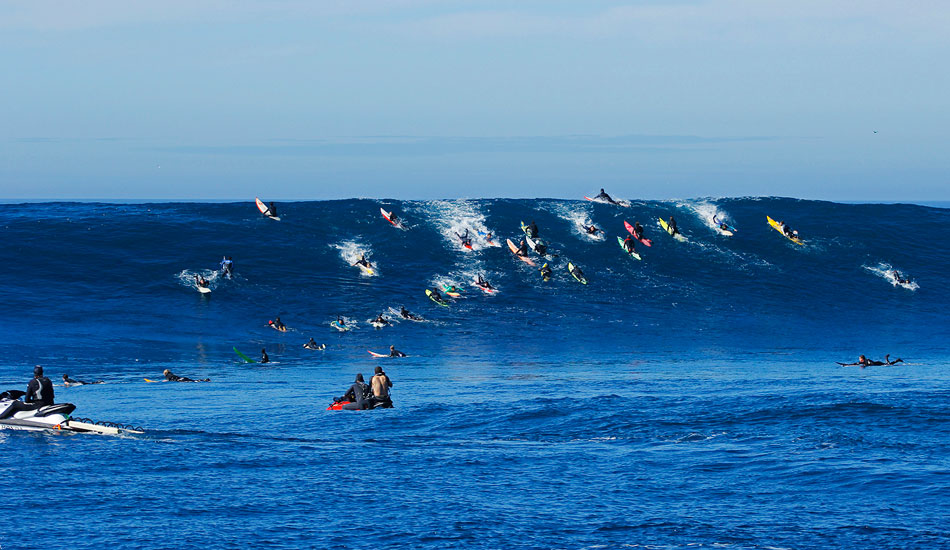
2, 2, 948, 201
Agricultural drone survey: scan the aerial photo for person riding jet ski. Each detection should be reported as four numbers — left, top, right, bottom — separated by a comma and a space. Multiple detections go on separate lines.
26, 366, 54, 406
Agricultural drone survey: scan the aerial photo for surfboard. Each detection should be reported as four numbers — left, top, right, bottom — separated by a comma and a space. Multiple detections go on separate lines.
426, 289, 449, 307
368, 350, 388, 358
269, 323, 288, 332
624, 220, 653, 246
567, 262, 588, 284
330, 320, 350, 332
233, 347, 256, 363
659, 218, 687, 242
617, 236, 642, 260
767, 216, 804, 245
144, 378, 159, 383
255, 197, 280, 220
380, 207, 406, 229
525, 235, 548, 257
442, 285, 462, 298
197, 286, 211, 294
356, 263, 375, 276
507, 238, 536, 266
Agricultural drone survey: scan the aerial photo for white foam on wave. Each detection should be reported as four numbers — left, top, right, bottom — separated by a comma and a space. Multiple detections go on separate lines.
865, 262, 918, 290
553, 203, 606, 241
678, 199, 736, 235
331, 239, 377, 277
425, 200, 497, 251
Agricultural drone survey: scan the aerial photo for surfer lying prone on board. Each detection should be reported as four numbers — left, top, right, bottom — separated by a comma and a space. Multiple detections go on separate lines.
837, 354, 903, 367
62, 374, 103, 387
163, 369, 210, 382
194, 274, 210, 288
353, 254, 372, 269
399, 307, 423, 321
388, 345, 406, 358
585, 224, 600, 235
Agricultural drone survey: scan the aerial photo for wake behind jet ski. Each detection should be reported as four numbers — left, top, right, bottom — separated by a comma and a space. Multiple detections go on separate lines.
0, 390, 142, 435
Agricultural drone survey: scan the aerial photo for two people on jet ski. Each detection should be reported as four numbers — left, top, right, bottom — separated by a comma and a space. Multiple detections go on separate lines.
336, 369, 394, 409
26, 365, 54, 407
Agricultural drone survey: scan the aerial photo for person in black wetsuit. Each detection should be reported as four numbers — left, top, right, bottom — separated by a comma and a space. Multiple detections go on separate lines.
623, 235, 637, 255
667, 215, 679, 235
429, 288, 445, 302
195, 274, 209, 288
388, 345, 406, 358
389, 212, 400, 225
373, 313, 390, 326
339, 373, 372, 410
526, 221, 539, 238
304, 338, 323, 350
534, 240, 547, 256
595, 188, 617, 205
399, 306, 421, 321
585, 225, 600, 235
540, 263, 552, 281
261, 349, 270, 363
273, 317, 286, 330
517, 238, 529, 256
25, 366, 54, 406
267, 202, 277, 217
633, 221, 645, 240
475, 274, 494, 290
455, 230, 472, 248
163, 369, 210, 382
353, 254, 371, 269
62, 374, 103, 387
570, 264, 586, 281
890, 271, 910, 285
837, 354, 903, 367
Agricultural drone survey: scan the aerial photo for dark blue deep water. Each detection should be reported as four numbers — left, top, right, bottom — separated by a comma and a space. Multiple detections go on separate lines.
1, 198, 948, 549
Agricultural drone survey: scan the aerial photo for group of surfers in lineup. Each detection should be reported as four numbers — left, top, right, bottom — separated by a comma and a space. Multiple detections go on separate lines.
14, 190, 912, 415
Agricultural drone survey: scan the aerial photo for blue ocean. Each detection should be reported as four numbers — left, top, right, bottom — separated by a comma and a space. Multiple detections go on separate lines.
1, 197, 948, 549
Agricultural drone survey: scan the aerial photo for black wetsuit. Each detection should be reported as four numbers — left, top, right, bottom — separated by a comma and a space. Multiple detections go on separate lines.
535, 242, 547, 255
596, 190, 616, 204
527, 222, 538, 238
456, 230, 472, 247
540, 265, 552, 279
341, 381, 372, 410
25, 376, 54, 406
517, 240, 528, 256
634, 223, 644, 239
165, 372, 194, 382
268, 203, 277, 217
261, 351, 270, 363
624, 237, 636, 254
668, 217, 678, 234
389, 349, 407, 358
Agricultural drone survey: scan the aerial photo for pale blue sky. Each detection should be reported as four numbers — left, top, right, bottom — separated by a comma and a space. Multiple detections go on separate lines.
1, 1, 948, 200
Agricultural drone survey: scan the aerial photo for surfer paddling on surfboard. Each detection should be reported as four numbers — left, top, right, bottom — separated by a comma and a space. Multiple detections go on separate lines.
163, 369, 210, 382
837, 354, 903, 367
